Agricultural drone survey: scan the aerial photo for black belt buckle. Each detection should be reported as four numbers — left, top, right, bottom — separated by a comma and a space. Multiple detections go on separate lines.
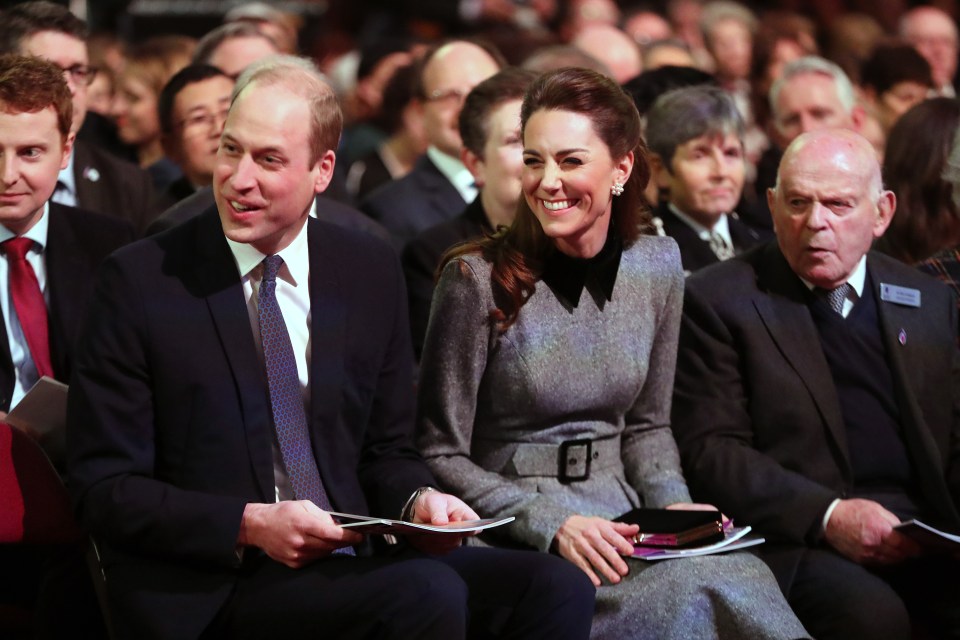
558, 439, 592, 483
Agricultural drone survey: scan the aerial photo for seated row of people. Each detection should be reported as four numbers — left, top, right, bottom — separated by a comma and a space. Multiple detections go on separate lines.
0, 16, 958, 640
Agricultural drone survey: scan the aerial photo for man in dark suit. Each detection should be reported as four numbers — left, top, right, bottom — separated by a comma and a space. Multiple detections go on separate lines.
402, 68, 534, 360
67, 55, 594, 640
0, 1, 155, 231
672, 129, 960, 639
0, 54, 133, 639
149, 64, 234, 218
361, 40, 501, 249
646, 85, 768, 275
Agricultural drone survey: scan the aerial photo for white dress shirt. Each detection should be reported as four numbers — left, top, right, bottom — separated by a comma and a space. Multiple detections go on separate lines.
0, 205, 51, 409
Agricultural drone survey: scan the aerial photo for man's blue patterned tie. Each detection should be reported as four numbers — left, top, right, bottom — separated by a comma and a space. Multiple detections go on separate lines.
259, 255, 352, 555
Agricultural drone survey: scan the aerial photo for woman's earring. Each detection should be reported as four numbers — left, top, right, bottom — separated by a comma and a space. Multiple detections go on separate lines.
611, 180, 625, 196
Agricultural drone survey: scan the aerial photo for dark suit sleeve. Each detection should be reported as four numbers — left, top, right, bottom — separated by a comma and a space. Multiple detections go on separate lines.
672, 282, 838, 544
66, 254, 247, 567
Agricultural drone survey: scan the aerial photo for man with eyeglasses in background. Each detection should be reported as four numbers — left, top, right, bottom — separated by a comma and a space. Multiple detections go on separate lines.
361, 40, 502, 250
149, 64, 234, 218
0, 0, 155, 233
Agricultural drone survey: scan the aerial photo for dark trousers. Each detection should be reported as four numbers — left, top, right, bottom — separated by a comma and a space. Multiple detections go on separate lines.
786, 548, 960, 640
206, 546, 595, 640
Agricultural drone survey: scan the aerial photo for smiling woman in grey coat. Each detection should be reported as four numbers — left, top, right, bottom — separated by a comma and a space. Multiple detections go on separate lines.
416, 67, 809, 640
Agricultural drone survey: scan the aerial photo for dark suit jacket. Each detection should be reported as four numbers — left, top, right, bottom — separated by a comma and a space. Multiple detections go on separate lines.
72, 140, 155, 233
147, 176, 196, 224
401, 196, 490, 360
672, 241, 960, 587
0, 203, 134, 413
145, 186, 390, 244
67, 209, 434, 639
652, 201, 769, 274
361, 154, 467, 250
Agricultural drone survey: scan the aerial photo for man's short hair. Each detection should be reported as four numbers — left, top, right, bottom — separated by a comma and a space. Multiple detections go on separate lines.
0, 0, 88, 53
700, 1, 757, 45
861, 43, 934, 96
233, 55, 340, 165
769, 56, 856, 118
411, 39, 505, 100
458, 67, 536, 157
645, 84, 744, 167
158, 63, 230, 135
192, 22, 277, 66
0, 54, 72, 139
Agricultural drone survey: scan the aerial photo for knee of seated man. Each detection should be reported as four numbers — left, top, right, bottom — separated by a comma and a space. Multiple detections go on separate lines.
792, 552, 911, 640
390, 557, 470, 618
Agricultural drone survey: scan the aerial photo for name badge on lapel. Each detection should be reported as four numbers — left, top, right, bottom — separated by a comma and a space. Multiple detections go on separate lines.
880, 284, 921, 308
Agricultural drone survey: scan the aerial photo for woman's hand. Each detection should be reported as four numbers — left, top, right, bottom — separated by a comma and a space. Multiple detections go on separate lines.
553, 515, 640, 587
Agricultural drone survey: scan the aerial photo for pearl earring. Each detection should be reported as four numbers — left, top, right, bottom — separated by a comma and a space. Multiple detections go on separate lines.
611, 181, 625, 196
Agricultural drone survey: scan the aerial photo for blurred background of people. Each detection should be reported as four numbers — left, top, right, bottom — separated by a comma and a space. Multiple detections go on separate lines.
112, 34, 195, 191
875, 97, 960, 265
859, 43, 934, 155
150, 63, 233, 217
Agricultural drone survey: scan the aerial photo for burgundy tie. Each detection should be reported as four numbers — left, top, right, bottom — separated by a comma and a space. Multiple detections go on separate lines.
4, 238, 53, 379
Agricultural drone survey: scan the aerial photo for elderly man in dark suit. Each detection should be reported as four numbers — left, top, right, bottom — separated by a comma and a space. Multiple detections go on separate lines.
361, 40, 501, 249
672, 128, 960, 640
67, 55, 594, 640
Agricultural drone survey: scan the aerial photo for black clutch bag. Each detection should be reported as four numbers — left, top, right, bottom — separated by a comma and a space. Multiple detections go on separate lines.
615, 508, 724, 548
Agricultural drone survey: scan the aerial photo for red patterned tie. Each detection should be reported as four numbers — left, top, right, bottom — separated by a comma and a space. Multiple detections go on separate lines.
4, 238, 53, 379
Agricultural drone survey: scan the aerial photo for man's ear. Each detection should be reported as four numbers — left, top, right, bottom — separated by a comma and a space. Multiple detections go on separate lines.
850, 103, 867, 133
312, 149, 337, 194
461, 146, 485, 189
648, 153, 670, 189
873, 189, 896, 238
60, 132, 75, 170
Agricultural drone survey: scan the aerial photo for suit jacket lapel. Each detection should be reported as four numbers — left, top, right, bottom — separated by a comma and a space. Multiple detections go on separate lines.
869, 256, 960, 524
418, 157, 467, 227
45, 204, 90, 378
307, 219, 346, 495
71, 142, 102, 213
754, 245, 853, 478
192, 209, 275, 500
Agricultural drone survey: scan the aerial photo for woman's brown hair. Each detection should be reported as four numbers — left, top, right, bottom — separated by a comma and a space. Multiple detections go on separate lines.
440, 67, 651, 331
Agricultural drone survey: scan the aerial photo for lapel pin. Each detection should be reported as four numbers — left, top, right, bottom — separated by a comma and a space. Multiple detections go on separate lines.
880, 283, 921, 308
83, 166, 100, 183
898, 328, 907, 345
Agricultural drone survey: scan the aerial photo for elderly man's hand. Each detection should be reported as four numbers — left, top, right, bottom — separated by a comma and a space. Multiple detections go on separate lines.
824, 498, 922, 564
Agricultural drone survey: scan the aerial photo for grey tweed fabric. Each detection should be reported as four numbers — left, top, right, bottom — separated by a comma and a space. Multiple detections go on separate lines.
417, 235, 809, 640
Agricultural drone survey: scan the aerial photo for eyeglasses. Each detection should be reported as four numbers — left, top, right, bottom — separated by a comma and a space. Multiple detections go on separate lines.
424, 87, 470, 105
177, 108, 230, 135
57, 64, 98, 87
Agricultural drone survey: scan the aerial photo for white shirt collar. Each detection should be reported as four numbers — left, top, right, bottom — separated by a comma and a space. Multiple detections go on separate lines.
668, 202, 732, 245
225, 215, 311, 286
426, 145, 476, 204
798, 254, 867, 299
0, 201, 50, 249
